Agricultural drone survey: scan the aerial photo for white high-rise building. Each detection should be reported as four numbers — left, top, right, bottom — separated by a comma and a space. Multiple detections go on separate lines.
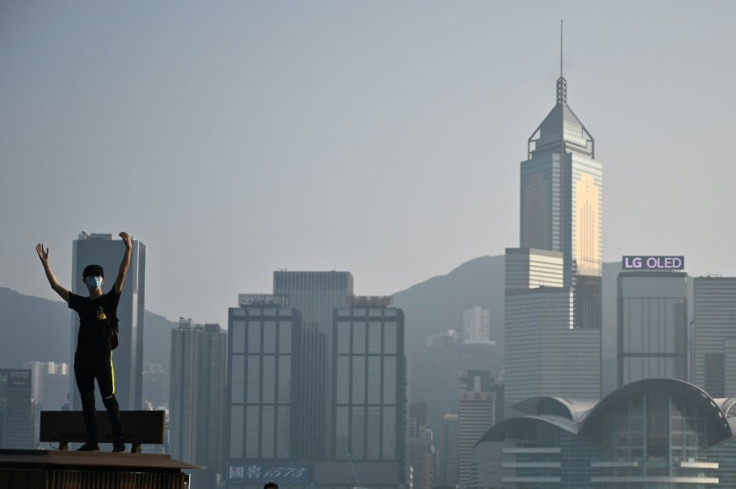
462, 307, 492, 345
504, 247, 565, 290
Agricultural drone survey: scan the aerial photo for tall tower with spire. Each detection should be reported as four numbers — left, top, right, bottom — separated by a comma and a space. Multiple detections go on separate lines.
519, 23, 602, 329
504, 24, 602, 411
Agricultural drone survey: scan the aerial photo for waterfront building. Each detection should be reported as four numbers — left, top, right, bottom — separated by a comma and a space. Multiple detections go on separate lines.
476, 378, 736, 488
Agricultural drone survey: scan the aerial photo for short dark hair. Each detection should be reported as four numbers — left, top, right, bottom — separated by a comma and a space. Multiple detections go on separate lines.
264, 483, 279, 489
83, 264, 105, 278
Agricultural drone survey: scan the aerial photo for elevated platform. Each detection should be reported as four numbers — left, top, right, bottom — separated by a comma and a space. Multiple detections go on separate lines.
0, 449, 198, 489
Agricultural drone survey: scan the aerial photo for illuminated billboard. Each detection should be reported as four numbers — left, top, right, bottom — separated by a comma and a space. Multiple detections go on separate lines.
622, 256, 685, 271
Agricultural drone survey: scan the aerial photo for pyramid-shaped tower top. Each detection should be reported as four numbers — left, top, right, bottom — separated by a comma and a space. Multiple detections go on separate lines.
527, 21, 595, 159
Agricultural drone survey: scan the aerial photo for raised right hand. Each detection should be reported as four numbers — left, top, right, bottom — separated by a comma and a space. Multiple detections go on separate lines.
35, 243, 49, 262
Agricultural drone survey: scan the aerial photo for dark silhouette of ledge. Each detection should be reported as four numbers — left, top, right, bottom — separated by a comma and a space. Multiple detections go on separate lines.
0, 449, 198, 489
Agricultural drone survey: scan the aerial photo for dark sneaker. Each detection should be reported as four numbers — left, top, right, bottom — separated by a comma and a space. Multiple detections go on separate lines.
77, 442, 100, 451
112, 441, 126, 453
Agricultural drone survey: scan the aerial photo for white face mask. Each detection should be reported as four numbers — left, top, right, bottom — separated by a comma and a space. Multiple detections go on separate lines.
86, 276, 103, 290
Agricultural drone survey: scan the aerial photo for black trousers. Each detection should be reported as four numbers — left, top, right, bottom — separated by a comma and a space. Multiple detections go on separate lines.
74, 349, 123, 444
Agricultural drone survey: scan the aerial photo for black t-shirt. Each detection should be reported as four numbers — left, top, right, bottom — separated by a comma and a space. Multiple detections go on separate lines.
69, 289, 121, 352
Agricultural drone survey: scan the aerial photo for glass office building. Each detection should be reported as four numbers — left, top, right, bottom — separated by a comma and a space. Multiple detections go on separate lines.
617, 271, 688, 388
227, 294, 329, 489
519, 73, 603, 331
329, 299, 407, 488
332, 301, 405, 461
228, 301, 298, 462
504, 67, 603, 415
228, 296, 304, 489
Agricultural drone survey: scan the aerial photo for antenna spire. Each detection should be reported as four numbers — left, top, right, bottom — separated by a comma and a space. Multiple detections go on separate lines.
560, 19, 564, 78
556, 19, 567, 105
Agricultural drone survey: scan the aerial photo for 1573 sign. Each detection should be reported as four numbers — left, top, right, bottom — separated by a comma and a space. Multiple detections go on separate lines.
228, 463, 308, 483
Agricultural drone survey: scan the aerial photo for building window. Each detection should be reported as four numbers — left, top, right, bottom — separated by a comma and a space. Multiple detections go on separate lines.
248, 322, 261, 353
230, 406, 244, 457
278, 323, 292, 353
232, 320, 245, 354
263, 322, 277, 353
231, 355, 245, 403
383, 356, 396, 404
368, 322, 382, 354
337, 356, 350, 404
246, 405, 260, 458
352, 356, 366, 404
247, 357, 260, 403
353, 322, 366, 354
384, 323, 396, 354
337, 323, 351, 354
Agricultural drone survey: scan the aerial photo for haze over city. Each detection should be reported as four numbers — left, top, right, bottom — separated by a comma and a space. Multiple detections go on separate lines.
2, 1, 735, 327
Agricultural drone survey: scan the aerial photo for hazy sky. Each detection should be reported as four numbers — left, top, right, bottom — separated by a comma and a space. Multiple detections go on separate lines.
2, 1, 735, 326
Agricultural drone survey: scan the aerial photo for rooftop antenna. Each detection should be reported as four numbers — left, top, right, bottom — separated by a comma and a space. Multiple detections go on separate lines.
556, 19, 567, 105
560, 19, 564, 79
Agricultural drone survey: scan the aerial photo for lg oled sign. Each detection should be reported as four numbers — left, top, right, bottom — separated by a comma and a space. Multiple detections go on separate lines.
622, 256, 685, 271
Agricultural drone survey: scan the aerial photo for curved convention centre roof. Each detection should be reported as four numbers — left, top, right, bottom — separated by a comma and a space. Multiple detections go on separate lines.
512, 396, 597, 424
476, 414, 580, 446
578, 378, 733, 447
478, 379, 736, 451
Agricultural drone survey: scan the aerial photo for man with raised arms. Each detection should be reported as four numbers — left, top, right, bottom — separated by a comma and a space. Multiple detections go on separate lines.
36, 232, 133, 452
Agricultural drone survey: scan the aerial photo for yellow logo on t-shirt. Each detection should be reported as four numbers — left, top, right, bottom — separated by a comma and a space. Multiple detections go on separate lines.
96, 307, 107, 321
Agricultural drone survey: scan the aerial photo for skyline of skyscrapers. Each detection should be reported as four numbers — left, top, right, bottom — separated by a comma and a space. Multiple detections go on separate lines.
71, 232, 146, 410
5, 27, 736, 489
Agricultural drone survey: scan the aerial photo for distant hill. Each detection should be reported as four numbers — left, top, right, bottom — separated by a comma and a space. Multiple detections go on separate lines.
392, 255, 505, 354
0, 287, 179, 371
391, 256, 505, 428
0, 287, 71, 365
